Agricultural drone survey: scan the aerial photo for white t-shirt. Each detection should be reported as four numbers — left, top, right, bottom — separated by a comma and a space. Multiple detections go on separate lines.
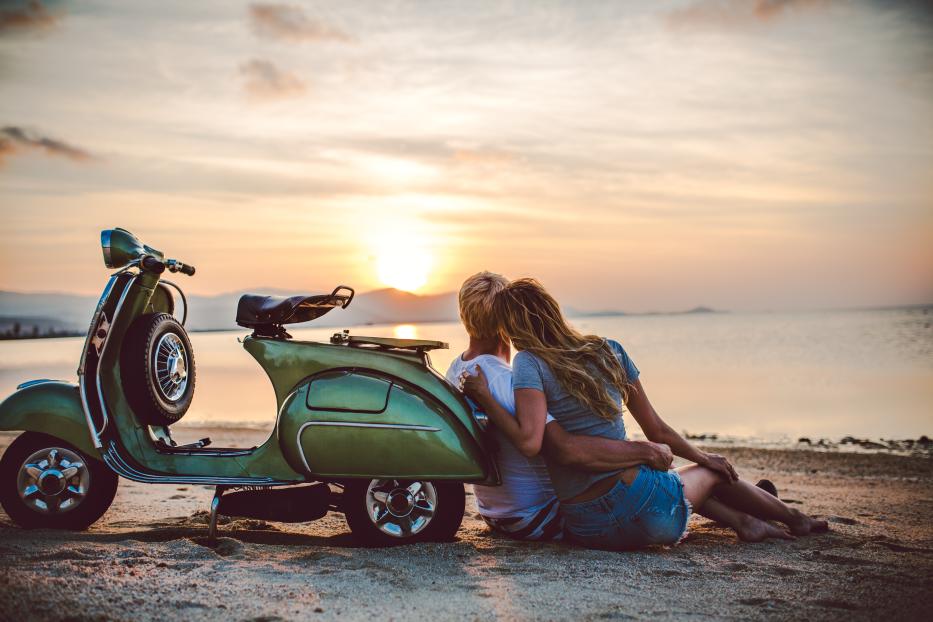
446, 354, 558, 519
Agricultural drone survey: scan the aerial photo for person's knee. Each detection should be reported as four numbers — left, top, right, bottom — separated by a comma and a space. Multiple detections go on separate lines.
700, 465, 729, 485
679, 464, 723, 491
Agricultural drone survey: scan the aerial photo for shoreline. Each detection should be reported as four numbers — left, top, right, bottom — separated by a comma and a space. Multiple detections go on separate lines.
2, 301, 930, 341
112, 422, 933, 458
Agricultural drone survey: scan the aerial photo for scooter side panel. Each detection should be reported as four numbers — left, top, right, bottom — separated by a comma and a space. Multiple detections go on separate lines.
0, 381, 101, 458
244, 337, 486, 440
278, 376, 487, 480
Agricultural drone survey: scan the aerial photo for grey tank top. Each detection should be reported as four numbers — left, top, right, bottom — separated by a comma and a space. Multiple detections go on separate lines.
512, 339, 640, 501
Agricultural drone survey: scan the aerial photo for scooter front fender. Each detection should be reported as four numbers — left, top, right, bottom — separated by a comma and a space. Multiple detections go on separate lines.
0, 380, 99, 458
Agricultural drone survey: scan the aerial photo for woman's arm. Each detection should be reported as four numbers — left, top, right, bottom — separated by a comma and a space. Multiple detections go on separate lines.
461, 367, 547, 457
627, 378, 738, 481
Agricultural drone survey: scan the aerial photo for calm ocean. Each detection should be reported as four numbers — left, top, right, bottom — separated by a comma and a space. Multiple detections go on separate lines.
1, 308, 930, 443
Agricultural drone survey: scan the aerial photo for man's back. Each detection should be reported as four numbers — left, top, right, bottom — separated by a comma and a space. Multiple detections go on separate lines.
446, 353, 561, 539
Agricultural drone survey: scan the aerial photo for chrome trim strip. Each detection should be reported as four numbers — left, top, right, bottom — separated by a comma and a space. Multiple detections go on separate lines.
295, 421, 440, 475
16, 379, 56, 390
79, 275, 117, 375
156, 444, 255, 458
94, 277, 135, 438
101, 229, 112, 267
302, 421, 441, 432
78, 387, 100, 449
105, 443, 288, 486
78, 275, 118, 449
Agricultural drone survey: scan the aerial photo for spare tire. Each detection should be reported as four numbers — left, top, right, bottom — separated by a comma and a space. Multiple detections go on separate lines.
121, 313, 196, 426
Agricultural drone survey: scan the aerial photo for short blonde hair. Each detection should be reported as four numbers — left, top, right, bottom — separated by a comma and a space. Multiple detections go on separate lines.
458, 271, 509, 340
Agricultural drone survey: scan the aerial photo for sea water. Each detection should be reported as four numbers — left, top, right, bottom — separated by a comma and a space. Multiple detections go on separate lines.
1, 307, 930, 444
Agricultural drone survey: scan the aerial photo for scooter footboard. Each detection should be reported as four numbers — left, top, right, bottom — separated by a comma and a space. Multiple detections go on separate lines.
278, 371, 489, 481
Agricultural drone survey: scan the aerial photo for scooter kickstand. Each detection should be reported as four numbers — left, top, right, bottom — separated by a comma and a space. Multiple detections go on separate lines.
208, 486, 226, 546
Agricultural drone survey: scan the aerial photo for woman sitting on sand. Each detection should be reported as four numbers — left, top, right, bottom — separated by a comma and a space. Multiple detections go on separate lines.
461, 278, 828, 550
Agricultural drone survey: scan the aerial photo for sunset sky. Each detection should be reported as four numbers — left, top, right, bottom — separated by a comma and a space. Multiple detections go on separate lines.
1, 0, 931, 312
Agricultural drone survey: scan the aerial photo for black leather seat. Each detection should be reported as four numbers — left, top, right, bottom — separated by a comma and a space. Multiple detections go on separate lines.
236, 287, 354, 333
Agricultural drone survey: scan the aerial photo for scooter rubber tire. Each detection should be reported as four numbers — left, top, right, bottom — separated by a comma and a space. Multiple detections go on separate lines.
121, 312, 196, 427
0, 432, 118, 530
344, 480, 465, 547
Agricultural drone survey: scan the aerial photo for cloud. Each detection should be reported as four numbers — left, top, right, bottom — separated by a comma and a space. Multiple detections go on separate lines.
239, 59, 308, 101
248, 3, 350, 43
0, 126, 92, 165
668, 0, 832, 28
0, 0, 61, 34
452, 148, 517, 168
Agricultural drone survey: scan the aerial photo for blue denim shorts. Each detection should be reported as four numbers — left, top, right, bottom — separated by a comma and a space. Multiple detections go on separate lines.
560, 465, 691, 551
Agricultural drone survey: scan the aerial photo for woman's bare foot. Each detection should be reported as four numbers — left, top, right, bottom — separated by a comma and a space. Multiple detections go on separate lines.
786, 509, 830, 536
735, 515, 796, 542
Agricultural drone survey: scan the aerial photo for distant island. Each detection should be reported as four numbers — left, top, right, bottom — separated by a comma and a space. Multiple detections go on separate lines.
0, 316, 86, 340
0, 288, 723, 340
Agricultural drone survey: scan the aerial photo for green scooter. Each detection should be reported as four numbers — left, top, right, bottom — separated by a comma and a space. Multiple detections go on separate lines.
0, 228, 497, 545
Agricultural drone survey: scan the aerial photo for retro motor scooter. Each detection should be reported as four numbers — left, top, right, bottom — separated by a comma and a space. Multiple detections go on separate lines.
0, 228, 497, 545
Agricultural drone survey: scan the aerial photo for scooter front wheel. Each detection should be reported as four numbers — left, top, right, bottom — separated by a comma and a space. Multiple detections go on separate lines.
343, 479, 465, 546
0, 432, 118, 530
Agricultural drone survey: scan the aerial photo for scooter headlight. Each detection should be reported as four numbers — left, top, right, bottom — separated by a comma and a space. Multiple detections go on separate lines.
101, 228, 159, 269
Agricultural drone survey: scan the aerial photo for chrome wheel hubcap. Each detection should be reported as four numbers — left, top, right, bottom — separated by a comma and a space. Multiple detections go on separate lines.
365, 480, 436, 538
17, 447, 90, 514
154, 333, 188, 402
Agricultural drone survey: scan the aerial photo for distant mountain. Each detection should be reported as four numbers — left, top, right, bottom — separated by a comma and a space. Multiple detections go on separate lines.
563, 306, 626, 318
0, 287, 461, 333
180, 287, 460, 330
331, 288, 459, 326
0, 291, 97, 330
563, 305, 723, 318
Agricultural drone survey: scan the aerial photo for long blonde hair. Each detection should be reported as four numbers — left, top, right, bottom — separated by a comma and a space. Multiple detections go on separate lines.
494, 278, 632, 420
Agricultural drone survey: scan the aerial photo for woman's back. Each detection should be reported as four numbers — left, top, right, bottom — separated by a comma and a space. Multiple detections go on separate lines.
512, 339, 640, 501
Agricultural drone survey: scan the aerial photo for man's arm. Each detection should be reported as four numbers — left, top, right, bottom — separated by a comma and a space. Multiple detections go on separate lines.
542, 421, 673, 471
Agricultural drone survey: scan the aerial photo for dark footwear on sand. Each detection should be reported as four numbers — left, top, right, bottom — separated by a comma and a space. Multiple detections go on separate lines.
756, 479, 779, 498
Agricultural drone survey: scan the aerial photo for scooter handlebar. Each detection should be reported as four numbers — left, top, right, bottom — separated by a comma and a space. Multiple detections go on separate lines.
166, 259, 196, 276
140, 256, 195, 276
140, 256, 166, 274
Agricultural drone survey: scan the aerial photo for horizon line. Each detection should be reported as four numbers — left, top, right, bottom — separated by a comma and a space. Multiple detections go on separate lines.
1, 286, 932, 317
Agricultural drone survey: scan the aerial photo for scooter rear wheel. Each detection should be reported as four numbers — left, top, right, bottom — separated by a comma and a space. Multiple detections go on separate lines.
0, 432, 118, 530
343, 479, 465, 546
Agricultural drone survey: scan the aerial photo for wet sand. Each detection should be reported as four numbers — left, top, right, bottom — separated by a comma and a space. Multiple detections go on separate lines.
1, 427, 931, 621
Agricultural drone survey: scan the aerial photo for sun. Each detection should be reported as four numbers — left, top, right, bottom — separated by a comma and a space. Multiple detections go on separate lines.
376, 245, 432, 292
393, 324, 418, 339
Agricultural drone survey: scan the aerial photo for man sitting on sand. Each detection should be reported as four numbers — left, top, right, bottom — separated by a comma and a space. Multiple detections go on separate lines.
445, 272, 673, 540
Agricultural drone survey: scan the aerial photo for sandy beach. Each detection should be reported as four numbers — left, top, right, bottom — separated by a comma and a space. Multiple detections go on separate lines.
1, 426, 931, 621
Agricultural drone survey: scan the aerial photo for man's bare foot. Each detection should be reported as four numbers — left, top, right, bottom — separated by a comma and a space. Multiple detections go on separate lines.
787, 509, 830, 536
736, 515, 796, 542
